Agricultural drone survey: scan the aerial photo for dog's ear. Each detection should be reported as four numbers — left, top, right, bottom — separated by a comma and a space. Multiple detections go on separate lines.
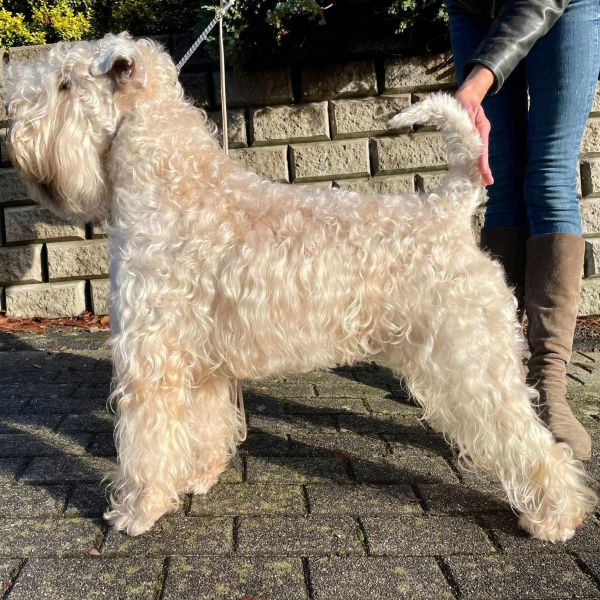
91, 35, 146, 88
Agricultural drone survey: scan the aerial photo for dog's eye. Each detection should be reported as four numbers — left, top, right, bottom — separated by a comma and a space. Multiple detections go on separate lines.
58, 78, 71, 91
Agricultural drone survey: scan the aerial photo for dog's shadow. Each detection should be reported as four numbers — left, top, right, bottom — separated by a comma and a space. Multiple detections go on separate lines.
0, 330, 543, 542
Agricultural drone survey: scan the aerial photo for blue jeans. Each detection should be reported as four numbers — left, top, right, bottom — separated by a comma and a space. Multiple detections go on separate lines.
446, 0, 600, 235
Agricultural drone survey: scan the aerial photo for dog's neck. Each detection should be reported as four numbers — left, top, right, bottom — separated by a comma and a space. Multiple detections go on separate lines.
108, 96, 232, 228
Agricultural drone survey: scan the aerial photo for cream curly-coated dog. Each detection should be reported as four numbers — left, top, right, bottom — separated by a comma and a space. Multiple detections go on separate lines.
7, 33, 596, 541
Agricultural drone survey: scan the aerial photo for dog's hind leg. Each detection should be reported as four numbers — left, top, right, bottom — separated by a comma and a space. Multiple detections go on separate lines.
382, 266, 596, 542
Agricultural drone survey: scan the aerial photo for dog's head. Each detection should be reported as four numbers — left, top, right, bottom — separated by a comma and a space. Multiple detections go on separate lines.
6, 32, 176, 223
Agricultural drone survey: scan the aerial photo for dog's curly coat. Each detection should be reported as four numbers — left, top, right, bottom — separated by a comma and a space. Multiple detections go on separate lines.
7, 33, 596, 541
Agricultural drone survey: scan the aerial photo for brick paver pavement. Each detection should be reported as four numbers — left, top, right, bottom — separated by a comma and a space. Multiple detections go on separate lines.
1, 330, 600, 599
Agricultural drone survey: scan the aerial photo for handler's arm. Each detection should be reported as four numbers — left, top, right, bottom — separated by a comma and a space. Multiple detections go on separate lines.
464, 0, 572, 93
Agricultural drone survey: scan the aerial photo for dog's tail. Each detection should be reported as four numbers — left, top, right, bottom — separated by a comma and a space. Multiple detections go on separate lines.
389, 92, 482, 190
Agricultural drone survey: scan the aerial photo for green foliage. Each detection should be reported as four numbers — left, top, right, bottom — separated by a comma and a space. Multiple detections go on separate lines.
0, 0, 448, 65
0, 0, 92, 48
0, 6, 45, 47
194, 0, 447, 65
109, 0, 199, 36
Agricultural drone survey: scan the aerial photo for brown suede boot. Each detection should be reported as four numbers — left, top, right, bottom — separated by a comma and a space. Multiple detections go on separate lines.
525, 233, 591, 459
480, 227, 527, 318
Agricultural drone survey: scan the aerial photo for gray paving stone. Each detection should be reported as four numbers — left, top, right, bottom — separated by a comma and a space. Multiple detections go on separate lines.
307, 484, 421, 516
237, 516, 364, 555
446, 554, 600, 599
362, 515, 495, 556
0, 458, 24, 481
482, 513, 600, 554
418, 483, 509, 515
190, 484, 306, 516
20, 456, 115, 483
8, 558, 164, 600
2, 382, 77, 402
246, 456, 350, 484
244, 379, 314, 400
0, 518, 101, 557
283, 397, 368, 414
65, 483, 108, 517
22, 394, 107, 414
579, 553, 600, 584
58, 411, 114, 432
220, 454, 244, 483
352, 364, 401, 388
0, 397, 28, 414
0, 414, 62, 433
366, 396, 421, 414
314, 376, 393, 399
102, 516, 232, 556
310, 556, 454, 600
0, 560, 20, 594
0, 432, 92, 456
239, 431, 290, 456
352, 451, 459, 485
387, 432, 451, 455
163, 556, 308, 599
248, 412, 337, 435
0, 483, 67, 517
289, 432, 388, 457
89, 433, 116, 456
337, 412, 425, 435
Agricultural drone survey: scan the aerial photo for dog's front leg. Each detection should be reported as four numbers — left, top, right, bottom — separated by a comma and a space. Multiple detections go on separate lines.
105, 381, 189, 535
104, 348, 201, 536
105, 366, 243, 535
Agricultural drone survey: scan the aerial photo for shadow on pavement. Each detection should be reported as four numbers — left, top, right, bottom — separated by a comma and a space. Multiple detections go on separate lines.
0, 328, 518, 532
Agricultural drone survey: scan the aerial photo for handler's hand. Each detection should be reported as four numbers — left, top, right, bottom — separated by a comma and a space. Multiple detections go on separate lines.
454, 65, 495, 187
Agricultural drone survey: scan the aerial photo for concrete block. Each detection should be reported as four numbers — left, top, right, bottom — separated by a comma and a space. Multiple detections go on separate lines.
374, 134, 446, 174
214, 68, 293, 107
90, 278, 110, 315
384, 54, 455, 92
585, 237, 600, 277
0, 170, 28, 203
0, 244, 42, 284
8, 44, 53, 64
581, 198, 600, 235
581, 158, 600, 197
46, 240, 109, 280
179, 72, 211, 108
252, 102, 329, 145
291, 139, 370, 181
207, 109, 248, 148
591, 82, 600, 114
580, 277, 600, 316
230, 146, 289, 182
331, 95, 411, 138
335, 175, 415, 195
4, 205, 85, 242
5, 281, 86, 318
301, 62, 377, 101
582, 118, 600, 155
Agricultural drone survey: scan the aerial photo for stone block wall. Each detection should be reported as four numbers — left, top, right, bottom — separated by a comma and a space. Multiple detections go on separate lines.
1, 39, 599, 317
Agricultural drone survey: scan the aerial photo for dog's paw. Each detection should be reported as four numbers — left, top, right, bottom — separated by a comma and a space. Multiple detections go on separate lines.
182, 474, 220, 496
519, 511, 586, 544
104, 507, 158, 536
104, 494, 175, 536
